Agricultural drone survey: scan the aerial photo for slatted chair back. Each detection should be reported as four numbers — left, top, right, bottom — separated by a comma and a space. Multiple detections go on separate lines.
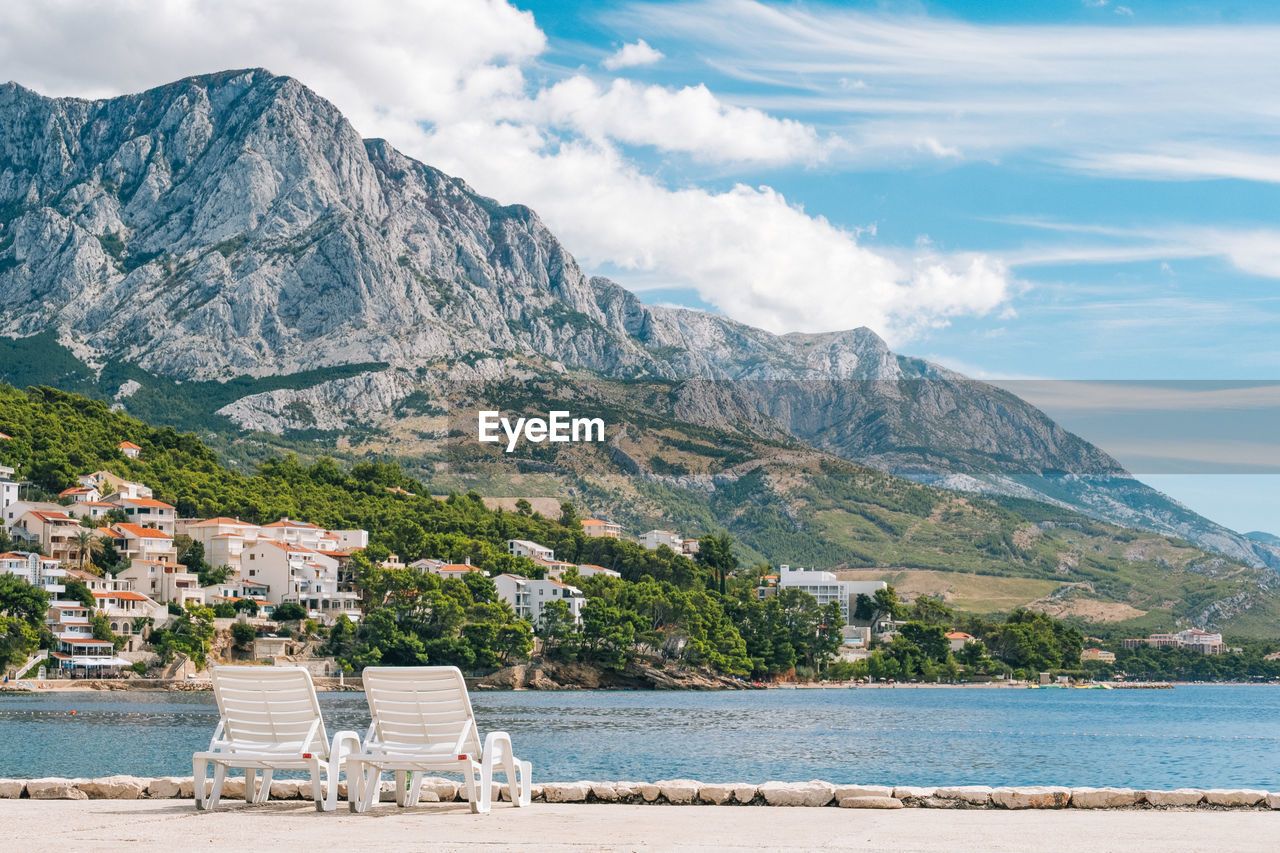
211, 666, 328, 755
362, 666, 483, 757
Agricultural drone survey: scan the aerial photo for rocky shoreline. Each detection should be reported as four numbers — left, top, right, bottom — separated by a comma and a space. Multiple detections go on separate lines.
474, 660, 756, 690
2, 776, 1277, 810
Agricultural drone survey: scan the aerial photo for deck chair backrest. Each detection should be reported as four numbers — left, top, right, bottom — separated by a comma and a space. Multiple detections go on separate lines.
363, 666, 483, 756
210, 666, 327, 754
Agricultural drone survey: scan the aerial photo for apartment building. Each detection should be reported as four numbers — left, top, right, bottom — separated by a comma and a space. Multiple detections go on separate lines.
102, 493, 176, 535
494, 573, 584, 626
0, 464, 18, 516
0, 550, 66, 598
580, 518, 622, 539
102, 522, 179, 563
508, 539, 554, 562
758, 565, 888, 624
240, 540, 360, 624
117, 558, 202, 607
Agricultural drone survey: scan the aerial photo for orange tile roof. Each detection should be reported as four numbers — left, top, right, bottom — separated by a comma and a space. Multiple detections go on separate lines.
0, 432, 11, 440
111, 522, 172, 540
93, 590, 150, 601
118, 497, 174, 509
436, 564, 483, 572
30, 510, 75, 523
262, 519, 319, 529
945, 631, 973, 640
189, 517, 256, 527
59, 486, 95, 497
580, 519, 607, 526
118, 441, 142, 450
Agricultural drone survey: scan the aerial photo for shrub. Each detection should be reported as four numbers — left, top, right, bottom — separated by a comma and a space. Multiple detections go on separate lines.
231, 622, 256, 648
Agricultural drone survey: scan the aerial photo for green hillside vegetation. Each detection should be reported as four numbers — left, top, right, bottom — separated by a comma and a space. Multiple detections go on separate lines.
0, 383, 1147, 681
3, 375, 1278, 644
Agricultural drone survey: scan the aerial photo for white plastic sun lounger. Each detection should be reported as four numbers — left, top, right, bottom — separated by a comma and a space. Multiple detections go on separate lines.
346, 666, 531, 814
193, 666, 361, 811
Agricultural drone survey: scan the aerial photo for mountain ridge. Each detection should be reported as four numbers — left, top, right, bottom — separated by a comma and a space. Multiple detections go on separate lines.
1, 68, 1277, 576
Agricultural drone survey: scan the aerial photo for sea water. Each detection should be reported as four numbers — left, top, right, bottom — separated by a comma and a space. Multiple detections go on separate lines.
1, 685, 1277, 789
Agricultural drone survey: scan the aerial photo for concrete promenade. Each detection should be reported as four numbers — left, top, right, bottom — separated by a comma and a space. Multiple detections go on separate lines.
0, 800, 1277, 853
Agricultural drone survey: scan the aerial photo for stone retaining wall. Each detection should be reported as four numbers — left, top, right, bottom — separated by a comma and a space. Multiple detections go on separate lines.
1, 777, 1278, 810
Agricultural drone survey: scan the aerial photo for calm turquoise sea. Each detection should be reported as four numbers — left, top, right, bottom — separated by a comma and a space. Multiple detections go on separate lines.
2, 685, 1277, 788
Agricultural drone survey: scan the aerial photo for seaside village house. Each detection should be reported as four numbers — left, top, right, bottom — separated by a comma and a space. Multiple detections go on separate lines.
639, 529, 700, 556
1081, 648, 1117, 663
177, 516, 367, 624
580, 518, 622, 539
758, 565, 889, 658
64, 569, 169, 653
0, 550, 67, 600
117, 440, 141, 459
1122, 629, 1227, 655
494, 573, 585, 626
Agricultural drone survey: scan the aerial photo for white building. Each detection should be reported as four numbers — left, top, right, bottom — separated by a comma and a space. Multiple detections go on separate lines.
78, 471, 152, 500
118, 441, 142, 459
117, 559, 202, 607
0, 465, 17, 516
240, 540, 360, 624
767, 565, 888, 623
494, 573, 584, 626
508, 539, 554, 562
0, 550, 66, 598
639, 530, 700, 556
102, 522, 179, 564
103, 494, 176, 535
574, 563, 622, 580
411, 559, 491, 581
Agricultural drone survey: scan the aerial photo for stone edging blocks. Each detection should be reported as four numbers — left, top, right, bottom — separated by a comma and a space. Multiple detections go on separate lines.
1, 777, 1278, 810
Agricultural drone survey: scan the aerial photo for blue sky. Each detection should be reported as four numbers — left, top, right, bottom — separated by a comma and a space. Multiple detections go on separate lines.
513, 0, 1280, 533
2, 0, 1277, 532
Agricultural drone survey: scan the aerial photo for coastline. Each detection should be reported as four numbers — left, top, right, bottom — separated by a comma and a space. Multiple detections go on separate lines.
3, 678, 1234, 693
3, 801, 1278, 853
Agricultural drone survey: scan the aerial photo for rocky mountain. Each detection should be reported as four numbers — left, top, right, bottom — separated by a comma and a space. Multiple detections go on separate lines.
1, 68, 1276, 573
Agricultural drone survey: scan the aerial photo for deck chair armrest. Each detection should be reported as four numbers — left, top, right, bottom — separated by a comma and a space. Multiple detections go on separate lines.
330, 729, 362, 765
205, 719, 227, 752
482, 730, 514, 759
450, 723, 474, 758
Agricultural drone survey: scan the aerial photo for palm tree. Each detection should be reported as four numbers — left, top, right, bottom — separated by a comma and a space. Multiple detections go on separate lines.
73, 529, 105, 571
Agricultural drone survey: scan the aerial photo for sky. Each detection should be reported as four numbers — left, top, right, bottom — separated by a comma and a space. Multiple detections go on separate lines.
1, 0, 1278, 532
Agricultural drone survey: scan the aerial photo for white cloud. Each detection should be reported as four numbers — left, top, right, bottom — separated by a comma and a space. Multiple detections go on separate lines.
619, 0, 1280, 182
602, 39, 664, 70
533, 76, 829, 164
1003, 220, 1280, 282
0, 0, 1013, 340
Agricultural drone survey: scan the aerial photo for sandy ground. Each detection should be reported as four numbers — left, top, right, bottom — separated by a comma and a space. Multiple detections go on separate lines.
0, 800, 1276, 853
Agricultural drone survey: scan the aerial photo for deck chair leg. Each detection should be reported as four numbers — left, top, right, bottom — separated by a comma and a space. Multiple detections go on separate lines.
516, 760, 531, 806
357, 764, 381, 813
256, 769, 274, 803
392, 770, 406, 807
193, 757, 208, 810
246, 769, 257, 804
466, 761, 487, 815
322, 761, 338, 812
407, 772, 424, 807
500, 751, 519, 807
310, 759, 326, 811
208, 764, 227, 810
345, 758, 360, 812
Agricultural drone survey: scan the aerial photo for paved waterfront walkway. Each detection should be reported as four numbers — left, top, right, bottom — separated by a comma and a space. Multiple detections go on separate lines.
0, 800, 1276, 852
